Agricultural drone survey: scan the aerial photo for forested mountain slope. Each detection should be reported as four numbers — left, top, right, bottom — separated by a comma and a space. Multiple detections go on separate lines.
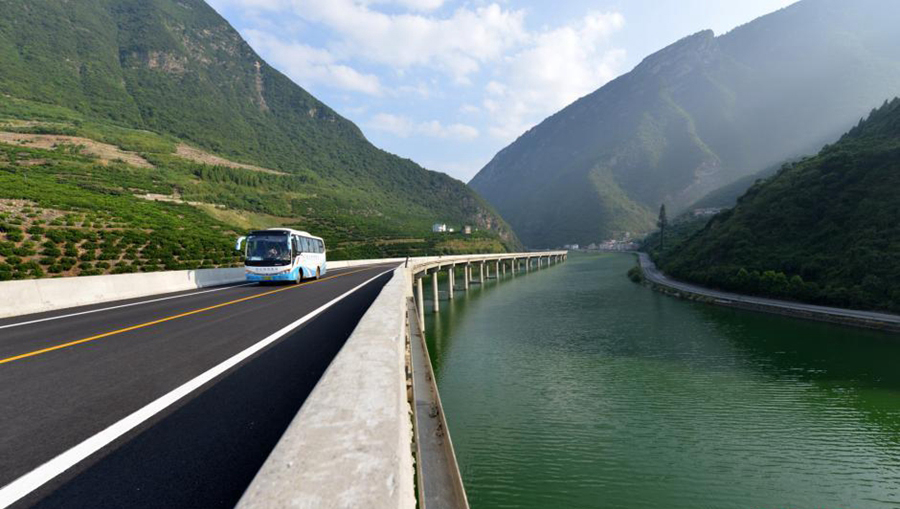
659, 98, 900, 313
471, 0, 900, 247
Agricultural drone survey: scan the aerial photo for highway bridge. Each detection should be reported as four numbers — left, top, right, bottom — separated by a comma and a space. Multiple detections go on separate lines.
0, 252, 566, 509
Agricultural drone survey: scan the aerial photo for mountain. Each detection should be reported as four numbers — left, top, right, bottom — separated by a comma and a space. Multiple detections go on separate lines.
470, 0, 900, 247
658, 97, 900, 313
687, 160, 790, 211
0, 0, 520, 263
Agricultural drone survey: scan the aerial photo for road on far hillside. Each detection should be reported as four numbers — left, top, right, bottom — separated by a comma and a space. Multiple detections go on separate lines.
637, 252, 900, 327
0, 263, 398, 509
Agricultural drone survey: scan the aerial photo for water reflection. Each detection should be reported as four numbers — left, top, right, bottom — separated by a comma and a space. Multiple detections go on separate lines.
424, 252, 900, 509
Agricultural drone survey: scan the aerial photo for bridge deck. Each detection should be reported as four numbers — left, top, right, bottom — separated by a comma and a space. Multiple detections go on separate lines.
0, 264, 396, 508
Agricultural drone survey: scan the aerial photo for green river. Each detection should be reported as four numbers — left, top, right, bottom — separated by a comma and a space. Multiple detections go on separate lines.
423, 252, 900, 509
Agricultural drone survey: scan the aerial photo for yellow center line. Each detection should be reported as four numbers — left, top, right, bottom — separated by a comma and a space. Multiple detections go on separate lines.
0, 267, 379, 366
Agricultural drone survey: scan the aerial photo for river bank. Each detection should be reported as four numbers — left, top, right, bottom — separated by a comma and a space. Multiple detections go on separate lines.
636, 253, 900, 333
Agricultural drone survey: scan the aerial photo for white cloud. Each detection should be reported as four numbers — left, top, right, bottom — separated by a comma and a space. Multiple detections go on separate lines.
243, 29, 384, 96
368, 113, 478, 140
368, 113, 414, 137
460, 103, 480, 115
484, 11, 627, 142
366, 0, 445, 11
210, 1, 629, 179
263, 1, 528, 83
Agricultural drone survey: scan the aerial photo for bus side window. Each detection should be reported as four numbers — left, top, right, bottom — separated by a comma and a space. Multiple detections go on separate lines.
318, 239, 325, 253
302, 237, 311, 253
291, 236, 300, 255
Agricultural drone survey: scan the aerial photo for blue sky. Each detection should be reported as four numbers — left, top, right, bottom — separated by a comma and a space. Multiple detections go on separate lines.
206, 0, 797, 182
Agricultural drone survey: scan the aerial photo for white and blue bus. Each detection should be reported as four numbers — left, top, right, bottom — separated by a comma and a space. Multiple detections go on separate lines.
235, 228, 327, 283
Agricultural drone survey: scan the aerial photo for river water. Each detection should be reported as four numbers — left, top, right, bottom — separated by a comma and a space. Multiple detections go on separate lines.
423, 252, 900, 509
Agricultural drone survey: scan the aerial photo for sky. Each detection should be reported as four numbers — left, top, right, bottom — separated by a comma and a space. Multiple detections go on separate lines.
206, 0, 798, 183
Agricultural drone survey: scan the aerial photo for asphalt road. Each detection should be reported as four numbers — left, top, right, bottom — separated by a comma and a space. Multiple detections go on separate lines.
0, 264, 397, 508
638, 253, 900, 326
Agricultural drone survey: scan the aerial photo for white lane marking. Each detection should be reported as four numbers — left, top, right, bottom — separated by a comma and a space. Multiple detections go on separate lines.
0, 266, 396, 508
0, 267, 365, 331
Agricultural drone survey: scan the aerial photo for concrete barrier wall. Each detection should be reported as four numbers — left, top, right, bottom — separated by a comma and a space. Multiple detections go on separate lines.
237, 267, 416, 509
327, 257, 407, 270
239, 251, 567, 507
0, 268, 245, 319
0, 252, 565, 320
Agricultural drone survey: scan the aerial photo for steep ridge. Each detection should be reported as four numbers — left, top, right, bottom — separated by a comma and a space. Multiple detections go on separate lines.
470, 0, 900, 247
660, 98, 900, 313
0, 0, 519, 255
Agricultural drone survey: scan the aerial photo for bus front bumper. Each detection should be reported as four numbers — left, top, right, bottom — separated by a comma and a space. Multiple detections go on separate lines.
245, 269, 297, 282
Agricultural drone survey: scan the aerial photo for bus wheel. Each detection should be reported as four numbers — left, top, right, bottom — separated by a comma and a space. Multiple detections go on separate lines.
316, 267, 321, 280
294, 269, 302, 284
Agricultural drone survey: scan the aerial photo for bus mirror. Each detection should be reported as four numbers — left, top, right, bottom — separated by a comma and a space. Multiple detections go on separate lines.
235, 236, 246, 252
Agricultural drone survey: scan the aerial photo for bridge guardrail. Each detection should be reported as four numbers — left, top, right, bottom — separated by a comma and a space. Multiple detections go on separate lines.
238, 251, 566, 509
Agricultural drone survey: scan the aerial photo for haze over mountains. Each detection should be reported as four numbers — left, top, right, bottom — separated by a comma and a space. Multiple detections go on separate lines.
0, 0, 519, 256
660, 97, 900, 313
471, 0, 900, 247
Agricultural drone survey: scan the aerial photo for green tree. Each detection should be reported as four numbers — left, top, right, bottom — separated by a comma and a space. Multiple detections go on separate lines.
657, 204, 668, 253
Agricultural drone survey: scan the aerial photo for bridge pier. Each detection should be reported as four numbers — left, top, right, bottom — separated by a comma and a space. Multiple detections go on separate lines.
448, 266, 454, 299
464, 263, 470, 290
432, 271, 439, 313
479, 261, 485, 284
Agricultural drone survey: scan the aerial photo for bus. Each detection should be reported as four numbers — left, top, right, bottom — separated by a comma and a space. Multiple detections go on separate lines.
235, 228, 327, 283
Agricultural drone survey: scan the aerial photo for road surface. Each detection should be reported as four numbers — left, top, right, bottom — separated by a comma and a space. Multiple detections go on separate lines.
638, 253, 900, 328
0, 264, 397, 508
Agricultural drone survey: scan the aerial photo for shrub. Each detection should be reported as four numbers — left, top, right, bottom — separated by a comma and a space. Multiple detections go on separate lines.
13, 246, 36, 256
627, 265, 644, 283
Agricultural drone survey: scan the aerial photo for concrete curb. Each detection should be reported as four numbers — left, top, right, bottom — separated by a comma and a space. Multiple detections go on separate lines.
0, 268, 244, 319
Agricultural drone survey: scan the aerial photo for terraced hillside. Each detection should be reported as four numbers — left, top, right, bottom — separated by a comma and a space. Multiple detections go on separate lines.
0, 114, 503, 280
0, 0, 518, 280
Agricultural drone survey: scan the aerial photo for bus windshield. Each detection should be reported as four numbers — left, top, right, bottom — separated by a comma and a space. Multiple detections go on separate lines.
245, 234, 291, 266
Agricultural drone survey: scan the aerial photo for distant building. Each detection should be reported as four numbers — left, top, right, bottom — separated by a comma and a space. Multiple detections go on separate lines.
432, 223, 447, 233
597, 238, 639, 252
463, 225, 472, 235
563, 244, 580, 250
693, 207, 723, 217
